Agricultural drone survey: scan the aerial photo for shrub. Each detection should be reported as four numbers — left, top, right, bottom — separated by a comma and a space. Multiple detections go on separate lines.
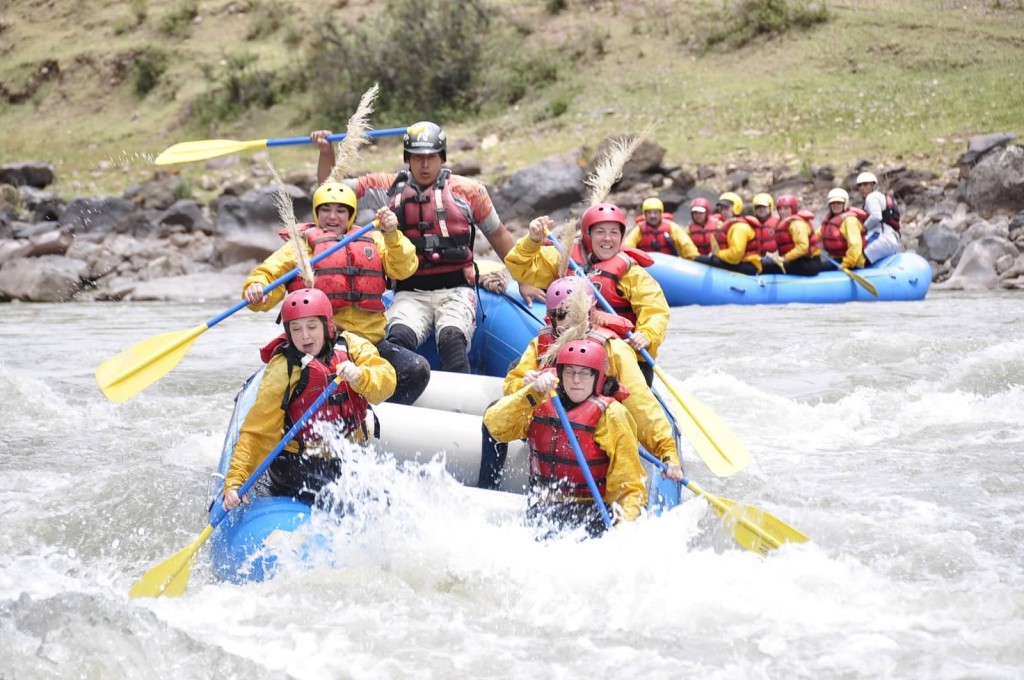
696, 0, 829, 52
190, 53, 296, 126
159, 0, 199, 40
246, 0, 293, 41
133, 47, 168, 96
298, 0, 560, 126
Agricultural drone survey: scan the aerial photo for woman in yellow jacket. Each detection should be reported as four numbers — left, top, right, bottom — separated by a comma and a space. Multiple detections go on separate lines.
818, 188, 866, 270
694, 192, 762, 275
241, 182, 428, 405
484, 338, 647, 537
478, 278, 682, 490
223, 288, 396, 510
504, 203, 670, 386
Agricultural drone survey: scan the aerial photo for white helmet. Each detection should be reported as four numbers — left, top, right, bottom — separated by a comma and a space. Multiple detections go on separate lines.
856, 171, 878, 186
827, 188, 849, 208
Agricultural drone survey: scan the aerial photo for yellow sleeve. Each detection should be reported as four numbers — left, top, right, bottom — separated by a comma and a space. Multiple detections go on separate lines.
841, 218, 866, 269
607, 338, 679, 466
783, 221, 810, 262
242, 240, 304, 311
375, 229, 419, 281
595, 402, 647, 522
503, 338, 541, 395
670, 224, 699, 260
503, 235, 561, 288
618, 267, 670, 358
623, 227, 642, 249
342, 332, 397, 404
483, 386, 545, 442
224, 357, 290, 492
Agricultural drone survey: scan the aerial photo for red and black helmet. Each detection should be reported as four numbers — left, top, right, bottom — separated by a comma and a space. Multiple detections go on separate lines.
556, 338, 608, 396
580, 202, 627, 253
282, 288, 335, 340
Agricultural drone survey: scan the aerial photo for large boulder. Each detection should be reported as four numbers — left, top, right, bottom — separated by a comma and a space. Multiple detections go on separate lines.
0, 254, 88, 301
917, 224, 961, 263
492, 153, 587, 226
0, 162, 56, 188
59, 196, 135, 236
936, 236, 1020, 291
964, 145, 1024, 215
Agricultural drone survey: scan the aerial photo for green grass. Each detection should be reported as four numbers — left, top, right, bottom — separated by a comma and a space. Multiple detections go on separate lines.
1, 0, 1022, 198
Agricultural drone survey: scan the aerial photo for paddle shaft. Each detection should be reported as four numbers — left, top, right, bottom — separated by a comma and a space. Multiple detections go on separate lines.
822, 253, 879, 297
549, 391, 613, 529
202, 221, 376, 330
267, 127, 407, 149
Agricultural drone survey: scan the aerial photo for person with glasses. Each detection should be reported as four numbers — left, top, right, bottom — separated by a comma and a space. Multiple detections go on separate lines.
505, 203, 671, 386
477, 277, 682, 490
483, 337, 647, 537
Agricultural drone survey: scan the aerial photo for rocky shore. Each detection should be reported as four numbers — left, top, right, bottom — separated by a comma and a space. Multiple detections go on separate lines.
1, 132, 1022, 304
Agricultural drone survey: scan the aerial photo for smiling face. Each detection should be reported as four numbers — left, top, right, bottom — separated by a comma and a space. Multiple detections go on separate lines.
587, 221, 623, 261
408, 153, 444, 186
287, 317, 326, 356
560, 365, 597, 404
316, 204, 352, 234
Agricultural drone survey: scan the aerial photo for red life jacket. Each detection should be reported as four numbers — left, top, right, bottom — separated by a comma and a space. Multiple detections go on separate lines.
882, 194, 901, 233
689, 215, 722, 256
634, 214, 678, 256
260, 334, 370, 445
570, 243, 654, 323
280, 225, 386, 312
388, 168, 475, 276
527, 395, 613, 499
757, 215, 779, 255
820, 209, 867, 258
775, 212, 820, 258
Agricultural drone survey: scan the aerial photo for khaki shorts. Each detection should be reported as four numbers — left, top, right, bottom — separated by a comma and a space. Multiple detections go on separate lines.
386, 287, 477, 347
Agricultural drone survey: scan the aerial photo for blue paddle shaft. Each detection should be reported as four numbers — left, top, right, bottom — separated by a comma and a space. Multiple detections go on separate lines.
265, 127, 407, 148
210, 377, 343, 527
202, 222, 376, 330
549, 393, 613, 529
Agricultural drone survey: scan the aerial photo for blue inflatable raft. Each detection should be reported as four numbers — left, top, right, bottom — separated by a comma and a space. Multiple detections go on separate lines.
647, 252, 932, 305
207, 283, 682, 584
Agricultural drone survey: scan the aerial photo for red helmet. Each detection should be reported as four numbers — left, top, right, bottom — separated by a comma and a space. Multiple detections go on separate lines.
776, 194, 799, 212
580, 202, 626, 253
556, 338, 608, 396
545, 276, 593, 313
282, 288, 335, 339
690, 197, 712, 215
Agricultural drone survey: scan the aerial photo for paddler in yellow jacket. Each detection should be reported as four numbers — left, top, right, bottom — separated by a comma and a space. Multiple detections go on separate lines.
504, 202, 670, 386
623, 197, 699, 260
223, 288, 396, 510
483, 336, 647, 536
819, 188, 867, 270
694, 192, 762, 275
478, 278, 682, 490
241, 181, 430, 405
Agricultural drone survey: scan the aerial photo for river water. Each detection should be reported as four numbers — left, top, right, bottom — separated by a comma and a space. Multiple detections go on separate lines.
1, 292, 1022, 679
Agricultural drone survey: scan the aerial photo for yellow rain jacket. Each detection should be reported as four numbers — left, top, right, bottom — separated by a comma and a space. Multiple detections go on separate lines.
504, 237, 671, 358
224, 331, 396, 493
781, 217, 820, 262
716, 221, 762, 273
483, 385, 647, 522
623, 221, 699, 260
836, 216, 867, 270
503, 335, 680, 468
242, 228, 418, 344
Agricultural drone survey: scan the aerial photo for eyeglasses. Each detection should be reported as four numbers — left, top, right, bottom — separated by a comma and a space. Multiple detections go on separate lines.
549, 309, 569, 321
561, 367, 595, 381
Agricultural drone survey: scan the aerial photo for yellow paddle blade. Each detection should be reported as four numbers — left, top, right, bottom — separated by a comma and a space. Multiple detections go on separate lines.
154, 138, 270, 165
686, 480, 808, 556
129, 525, 214, 599
654, 369, 751, 477
841, 268, 879, 298
95, 324, 207, 402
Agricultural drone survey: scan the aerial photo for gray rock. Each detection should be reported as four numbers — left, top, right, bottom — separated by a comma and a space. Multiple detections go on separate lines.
59, 196, 135, 236
936, 236, 1021, 291
964, 145, 1024, 214
492, 154, 586, 225
0, 162, 56, 189
0, 254, 88, 301
918, 224, 961, 263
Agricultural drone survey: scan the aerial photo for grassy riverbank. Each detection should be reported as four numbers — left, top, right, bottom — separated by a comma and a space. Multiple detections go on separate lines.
2, 0, 1022, 198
